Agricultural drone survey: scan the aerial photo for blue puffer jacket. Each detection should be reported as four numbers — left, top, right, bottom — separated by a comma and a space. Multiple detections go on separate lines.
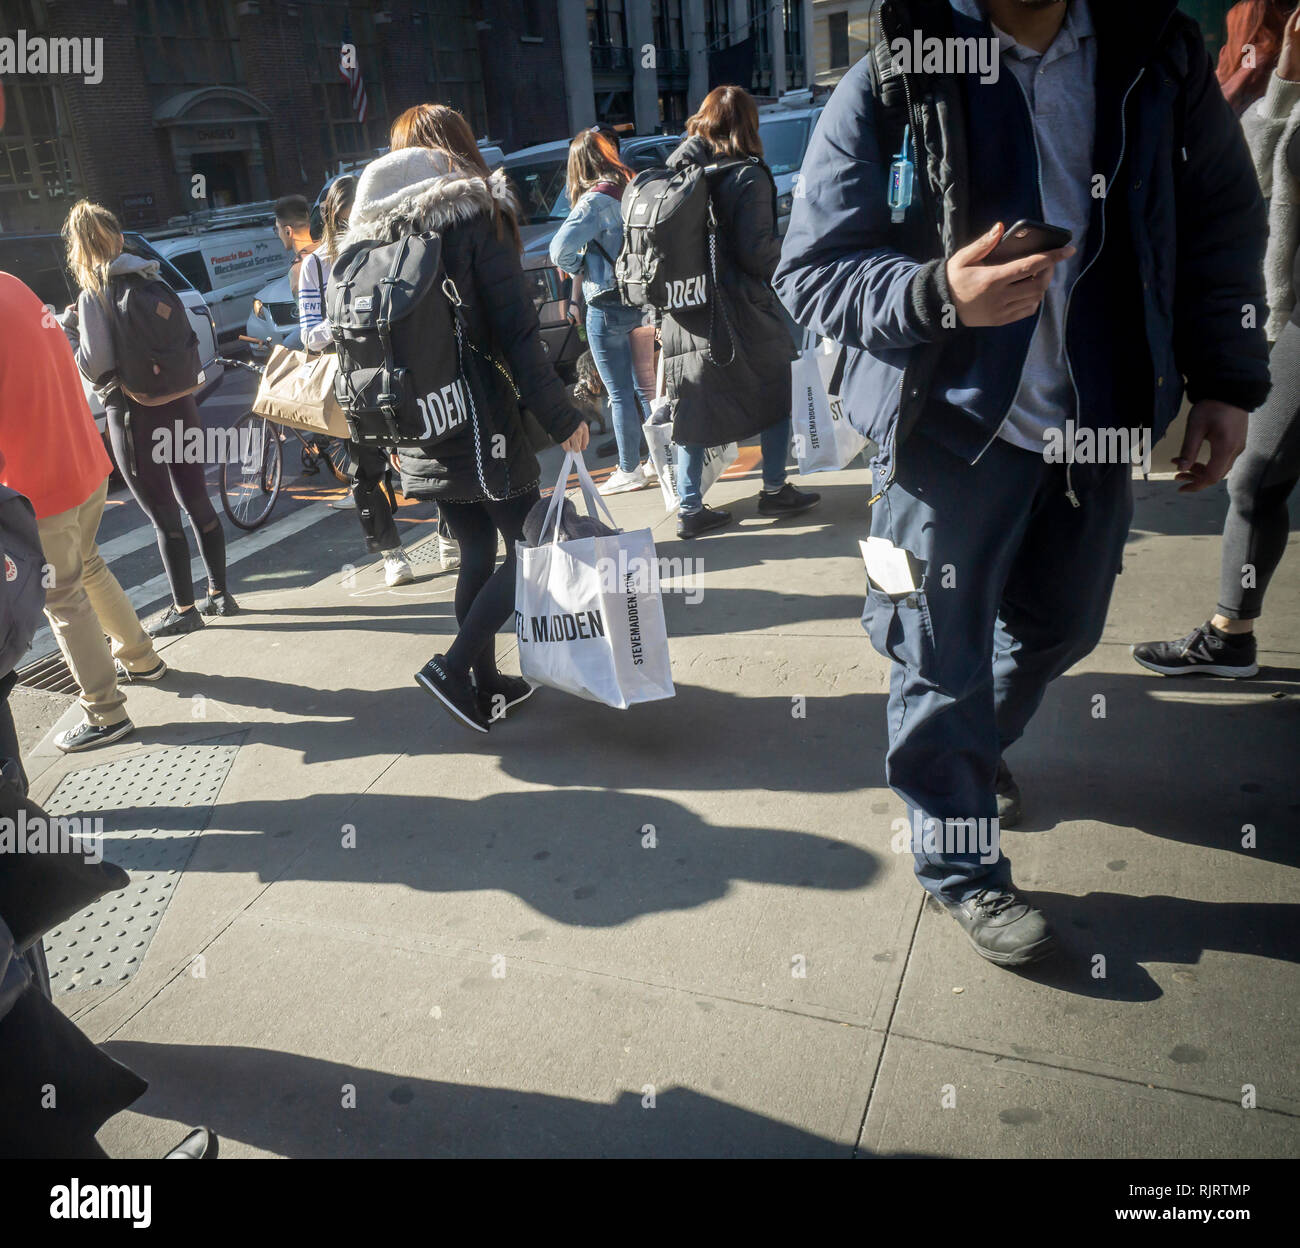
775, 0, 1271, 499
550, 186, 625, 304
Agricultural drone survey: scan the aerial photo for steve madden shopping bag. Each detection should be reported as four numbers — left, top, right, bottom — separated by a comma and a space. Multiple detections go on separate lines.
252, 345, 351, 439
791, 332, 869, 474
516, 453, 675, 708
642, 349, 737, 512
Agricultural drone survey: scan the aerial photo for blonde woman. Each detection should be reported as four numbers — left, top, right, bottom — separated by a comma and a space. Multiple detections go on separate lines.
62, 200, 236, 634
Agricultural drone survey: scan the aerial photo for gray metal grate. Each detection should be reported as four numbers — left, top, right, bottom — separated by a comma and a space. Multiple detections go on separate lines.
14, 648, 84, 696
39, 738, 240, 994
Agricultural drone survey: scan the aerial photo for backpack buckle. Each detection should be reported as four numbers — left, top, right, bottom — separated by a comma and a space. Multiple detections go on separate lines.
442, 277, 463, 307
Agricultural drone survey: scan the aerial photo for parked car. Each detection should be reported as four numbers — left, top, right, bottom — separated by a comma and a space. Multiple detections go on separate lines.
504, 133, 680, 378
756, 102, 825, 236
0, 231, 222, 436
245, 269, 304, 357
151, 222, 291, 339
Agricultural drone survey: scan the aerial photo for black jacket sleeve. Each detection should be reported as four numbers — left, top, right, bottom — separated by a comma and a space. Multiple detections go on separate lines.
1171, 19, 1271, 411
469, 217, 583, 444
727, 164, 784, 283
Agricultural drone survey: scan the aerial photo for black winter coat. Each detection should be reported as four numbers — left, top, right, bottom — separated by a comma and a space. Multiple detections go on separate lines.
341, 166, 582, 503
659, 136, 797, 447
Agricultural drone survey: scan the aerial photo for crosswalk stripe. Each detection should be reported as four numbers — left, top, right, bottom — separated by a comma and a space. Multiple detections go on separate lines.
23, 498, 342, 666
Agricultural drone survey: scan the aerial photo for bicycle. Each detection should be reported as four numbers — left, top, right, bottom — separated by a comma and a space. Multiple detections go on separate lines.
216, 337, 353, 531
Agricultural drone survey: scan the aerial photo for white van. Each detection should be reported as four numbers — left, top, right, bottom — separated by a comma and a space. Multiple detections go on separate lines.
152, 224, 292, 340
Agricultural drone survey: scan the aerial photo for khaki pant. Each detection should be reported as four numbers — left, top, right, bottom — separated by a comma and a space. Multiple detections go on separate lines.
36, 478, 158, 727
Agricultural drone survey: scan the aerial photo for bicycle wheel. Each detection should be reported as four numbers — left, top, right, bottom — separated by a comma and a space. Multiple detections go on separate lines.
220, 413, 283, 530
323, 436, 353, 484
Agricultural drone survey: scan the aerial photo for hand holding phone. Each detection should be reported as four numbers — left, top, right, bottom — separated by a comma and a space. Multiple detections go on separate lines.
945, 220, 1076, 328
982, 219, 1073, 265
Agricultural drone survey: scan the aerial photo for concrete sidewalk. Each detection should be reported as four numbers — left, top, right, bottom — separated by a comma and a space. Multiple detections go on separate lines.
24, 452, 1300, 1159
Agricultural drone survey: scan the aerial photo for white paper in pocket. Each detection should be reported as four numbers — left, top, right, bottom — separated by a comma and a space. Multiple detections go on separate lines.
860, 537, 920, 595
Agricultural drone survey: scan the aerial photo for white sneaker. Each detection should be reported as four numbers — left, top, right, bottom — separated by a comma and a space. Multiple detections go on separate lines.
438, 534, 460, 571
640, 459, 659, 485
599, 465, 651, 496
383, 549, 414, 587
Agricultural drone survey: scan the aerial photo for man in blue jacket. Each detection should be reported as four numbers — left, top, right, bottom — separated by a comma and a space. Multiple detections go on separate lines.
775, 0, 1270, 967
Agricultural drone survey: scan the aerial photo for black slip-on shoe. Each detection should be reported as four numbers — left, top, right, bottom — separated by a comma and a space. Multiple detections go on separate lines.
54, 718, 135, 753
757, 483, 821, 517
198, 590, 241, 617
416, 655, 490, 733
1132, 622, 1258, 678
940, 887, 1057, 968
147, 605, 206, 638
676, 505, 732, 540
995, 759, 1022, 829
476, 675, 536, 724
114, 658, 168, 684
164, 1127, 219, 1159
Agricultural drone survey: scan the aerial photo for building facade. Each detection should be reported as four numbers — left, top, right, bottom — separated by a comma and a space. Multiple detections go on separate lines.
0, 0, 488, 234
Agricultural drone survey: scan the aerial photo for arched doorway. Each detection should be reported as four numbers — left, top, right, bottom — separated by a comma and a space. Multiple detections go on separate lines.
154, 87, 272, 212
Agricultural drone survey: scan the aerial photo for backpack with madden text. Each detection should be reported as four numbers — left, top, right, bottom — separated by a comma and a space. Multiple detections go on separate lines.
326, 230, 508, 498
107, 272, 204, 406
616, 157, 752, 365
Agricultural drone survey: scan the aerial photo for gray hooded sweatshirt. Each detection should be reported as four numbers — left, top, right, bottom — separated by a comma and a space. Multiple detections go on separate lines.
60, 252, 162, 402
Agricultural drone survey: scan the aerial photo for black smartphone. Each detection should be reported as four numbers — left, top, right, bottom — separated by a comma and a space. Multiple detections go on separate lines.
983, 219, 1073, 264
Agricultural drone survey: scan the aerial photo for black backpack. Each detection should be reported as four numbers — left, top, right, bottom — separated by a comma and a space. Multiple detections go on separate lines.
0, 485, 46, 683
327, 231, 479, 451
616, 158, 750, 363
106, 273, 203, 406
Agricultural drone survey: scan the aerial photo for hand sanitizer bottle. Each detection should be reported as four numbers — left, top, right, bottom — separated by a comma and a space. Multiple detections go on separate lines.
888, 124, 914, 224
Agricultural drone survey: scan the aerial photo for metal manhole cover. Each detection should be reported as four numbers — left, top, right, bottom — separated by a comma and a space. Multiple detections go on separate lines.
39, 738, 240, 994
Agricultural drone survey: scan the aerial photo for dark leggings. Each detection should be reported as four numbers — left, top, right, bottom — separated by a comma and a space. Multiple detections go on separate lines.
1217, 321, 1300, 620
344, 440, 401, 554
106, 395, 227, 609
437, 488, 539, 682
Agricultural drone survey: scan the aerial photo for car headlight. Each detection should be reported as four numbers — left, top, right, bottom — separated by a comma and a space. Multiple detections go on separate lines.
776, 192, 793, 217
252, 298, 264, 318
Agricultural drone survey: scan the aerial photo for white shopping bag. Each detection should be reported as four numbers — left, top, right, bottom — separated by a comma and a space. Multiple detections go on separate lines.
643, 350, 739, 512
516, 452, 675, 708
791, 332, 869, 473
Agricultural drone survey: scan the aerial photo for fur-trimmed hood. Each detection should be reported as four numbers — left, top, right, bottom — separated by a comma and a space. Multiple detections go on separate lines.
342, 146, 519, 248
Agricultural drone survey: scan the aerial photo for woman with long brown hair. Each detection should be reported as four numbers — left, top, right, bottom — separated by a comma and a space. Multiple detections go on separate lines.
549, 128, 656, 494
658, 84, 818, 538
62, 199, 237, 633
360, 103, 588, 731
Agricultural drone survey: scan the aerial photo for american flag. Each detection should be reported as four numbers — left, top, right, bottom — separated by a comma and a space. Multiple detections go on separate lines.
340, 17, 368, 124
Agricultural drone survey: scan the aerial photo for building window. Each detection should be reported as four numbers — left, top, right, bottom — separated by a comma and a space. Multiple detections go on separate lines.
587, 0, 628, 48
132, 0, 241, 89
784, 0, 805, 87
652, 0, 685, 51
522, 0, 545, 39
301, 3, 388, 166
413, 1, 489, 136
705, 0, 730, 50
828, 11, 849, 69
0, 80, 82, 200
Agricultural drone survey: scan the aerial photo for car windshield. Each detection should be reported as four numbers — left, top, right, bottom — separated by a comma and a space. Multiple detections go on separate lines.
759, 117, 811, 176
504, 157, 569, 224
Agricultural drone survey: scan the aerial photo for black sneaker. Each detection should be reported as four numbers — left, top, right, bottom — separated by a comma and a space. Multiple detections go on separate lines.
676, 505, 733, 540
198, 590, 240, 617
416, 655, 489, 733
114, 658, 168, 684
147, 606, 205, 638
757, 483, 821, 517
1132, 622, 1258, 678
476, 675, 536, 724
940, 887, 1057, 968
996, 759, 1022, 829
54, 718, 134, 753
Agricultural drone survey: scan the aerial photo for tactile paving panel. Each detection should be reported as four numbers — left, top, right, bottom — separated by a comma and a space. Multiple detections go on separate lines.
39, 739, 240, 994
404, 534, 442, 567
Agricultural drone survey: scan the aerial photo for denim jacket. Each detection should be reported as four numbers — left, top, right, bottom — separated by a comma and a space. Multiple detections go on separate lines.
549, 187, 623, 304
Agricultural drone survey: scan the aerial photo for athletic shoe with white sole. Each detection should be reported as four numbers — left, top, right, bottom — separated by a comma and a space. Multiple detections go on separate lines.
54, 718, 135, 753
114, 658, 168, 684
438, 534, 461, 572
415, 655, 489, 732
476, 674, 535, 723
1131, 622, 1258, 678
640, 459, 659, 485
383, 549, 414, 587
599, 465, 652, 495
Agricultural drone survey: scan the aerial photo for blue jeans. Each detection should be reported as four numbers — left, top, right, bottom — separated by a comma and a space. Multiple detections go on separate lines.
586, 302, 652, 474
677, 416, 791, 514
864, 430, 1132, 904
